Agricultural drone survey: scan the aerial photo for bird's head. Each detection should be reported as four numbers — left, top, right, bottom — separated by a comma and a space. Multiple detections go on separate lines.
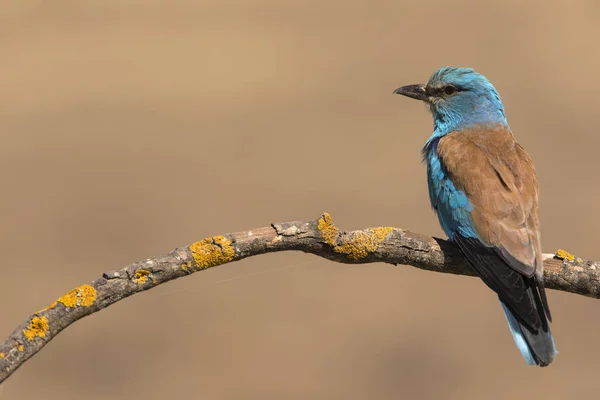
394, 67, 507, 132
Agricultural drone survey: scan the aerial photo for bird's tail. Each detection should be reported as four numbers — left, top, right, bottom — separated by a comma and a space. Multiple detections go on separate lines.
500, 300, 557, 366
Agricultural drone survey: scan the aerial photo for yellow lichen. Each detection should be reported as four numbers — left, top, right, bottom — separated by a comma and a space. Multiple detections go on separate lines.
190, 235, 235, 270
57, 284, 97, 308
318, 213, 393, 260
23, 316, 49, 341
0, 353, 5, 358
556, 249, 576, 262
334, 227, 394, 260
318, 213, 338, 246
133, 269, 150, 284
181, 261, 192, 272
17, 345, 23, 352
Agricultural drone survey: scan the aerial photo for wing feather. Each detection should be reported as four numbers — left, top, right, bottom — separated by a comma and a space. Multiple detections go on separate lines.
438, 125, 542, 277
437, 124, 550, 328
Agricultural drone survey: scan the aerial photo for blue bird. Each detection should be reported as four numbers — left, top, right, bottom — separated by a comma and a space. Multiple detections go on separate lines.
394, 67, 557, 366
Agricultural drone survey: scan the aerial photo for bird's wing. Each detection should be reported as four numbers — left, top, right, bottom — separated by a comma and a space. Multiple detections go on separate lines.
437, 124, 542, 276
437, 124, 549, 329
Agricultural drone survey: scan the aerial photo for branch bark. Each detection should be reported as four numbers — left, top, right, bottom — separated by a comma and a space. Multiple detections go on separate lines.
1, 213, 598, 384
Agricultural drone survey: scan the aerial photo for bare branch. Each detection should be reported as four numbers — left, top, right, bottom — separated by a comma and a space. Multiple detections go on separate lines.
0, 213, 597, 383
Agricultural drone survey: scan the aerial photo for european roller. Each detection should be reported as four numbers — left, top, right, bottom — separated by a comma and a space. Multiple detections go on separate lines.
394, 67, 557, 366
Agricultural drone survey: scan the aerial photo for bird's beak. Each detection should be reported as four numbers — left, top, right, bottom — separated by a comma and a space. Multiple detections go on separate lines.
393, 84, 428, 101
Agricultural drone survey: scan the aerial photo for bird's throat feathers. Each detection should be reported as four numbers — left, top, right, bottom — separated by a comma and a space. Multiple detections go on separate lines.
423, 67, 509, 150
429, 92, 507, 134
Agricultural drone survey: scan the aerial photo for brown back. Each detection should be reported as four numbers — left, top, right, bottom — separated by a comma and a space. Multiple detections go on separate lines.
437, 124, 543, 277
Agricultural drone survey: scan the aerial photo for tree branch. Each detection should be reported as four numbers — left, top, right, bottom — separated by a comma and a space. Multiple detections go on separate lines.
1, 213, 597, 383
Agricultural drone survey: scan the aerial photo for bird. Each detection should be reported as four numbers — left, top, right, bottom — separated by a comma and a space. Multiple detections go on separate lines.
393, 67, 557, 366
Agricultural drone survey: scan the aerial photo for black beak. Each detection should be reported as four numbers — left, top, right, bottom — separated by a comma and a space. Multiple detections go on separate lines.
393, 84, 428, 101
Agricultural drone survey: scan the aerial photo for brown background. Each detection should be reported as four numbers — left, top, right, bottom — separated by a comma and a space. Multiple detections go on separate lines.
1, 1, 599, 399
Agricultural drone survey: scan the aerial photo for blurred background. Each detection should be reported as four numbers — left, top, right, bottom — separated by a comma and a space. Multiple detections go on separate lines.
1, 1, 599, 399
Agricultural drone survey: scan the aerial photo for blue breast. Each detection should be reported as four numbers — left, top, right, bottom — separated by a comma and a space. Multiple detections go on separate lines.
425, 140, 476, 240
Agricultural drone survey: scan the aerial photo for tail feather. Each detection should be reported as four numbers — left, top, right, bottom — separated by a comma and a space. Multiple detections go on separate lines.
501, 301, 557, 367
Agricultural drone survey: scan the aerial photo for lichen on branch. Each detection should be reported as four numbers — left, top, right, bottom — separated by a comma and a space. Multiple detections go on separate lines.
0, 213, 598, 385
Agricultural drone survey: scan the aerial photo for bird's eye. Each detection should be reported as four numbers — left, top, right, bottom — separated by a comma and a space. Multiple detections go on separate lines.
443, 85, 457, 95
